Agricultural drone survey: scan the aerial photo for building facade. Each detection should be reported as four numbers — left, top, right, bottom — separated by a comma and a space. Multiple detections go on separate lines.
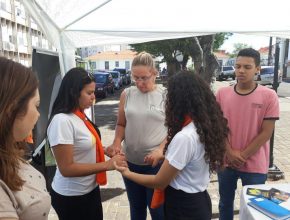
0, 0, 54, 66
85, 50, 137, 71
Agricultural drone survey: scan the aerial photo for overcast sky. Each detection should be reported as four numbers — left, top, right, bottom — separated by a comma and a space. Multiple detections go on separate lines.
220, 33, 273, 53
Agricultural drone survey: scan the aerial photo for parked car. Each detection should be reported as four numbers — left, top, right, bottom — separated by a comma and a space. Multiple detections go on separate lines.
113, 68, 131, 85
107, 70, 122, 89
93, 71, 115, 98
255, 66, 282, 86
216, 66, 235, 81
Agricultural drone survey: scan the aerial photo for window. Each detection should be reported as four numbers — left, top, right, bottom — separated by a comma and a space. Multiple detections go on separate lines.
90, 61, 96, 70
32, 35, 39, 47
260, 67, 274, 75
222, 66, 234, 71
105, 61, 109, 70
125, 61, 130, 70
17, 31, 24, 45
115, 61, 119, 67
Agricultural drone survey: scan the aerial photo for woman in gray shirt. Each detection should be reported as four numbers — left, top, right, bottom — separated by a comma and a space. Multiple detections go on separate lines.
108, 52, 167, 220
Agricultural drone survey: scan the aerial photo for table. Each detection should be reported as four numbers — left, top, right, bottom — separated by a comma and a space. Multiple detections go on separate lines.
240, 183, 290, 220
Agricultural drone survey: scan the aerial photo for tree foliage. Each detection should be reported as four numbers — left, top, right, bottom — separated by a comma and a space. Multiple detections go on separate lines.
130, 33, 233, 83
230, 43, 251, 57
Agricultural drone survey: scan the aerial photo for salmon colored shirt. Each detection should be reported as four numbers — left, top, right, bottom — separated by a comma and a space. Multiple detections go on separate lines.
216, 84, 279, 174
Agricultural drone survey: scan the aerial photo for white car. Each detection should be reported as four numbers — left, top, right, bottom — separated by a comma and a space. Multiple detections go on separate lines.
255, 66, 282, 86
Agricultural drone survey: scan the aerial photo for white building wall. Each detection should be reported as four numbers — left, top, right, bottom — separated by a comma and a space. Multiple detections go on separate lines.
0, 0, 55, 66
90, 59, 132, 71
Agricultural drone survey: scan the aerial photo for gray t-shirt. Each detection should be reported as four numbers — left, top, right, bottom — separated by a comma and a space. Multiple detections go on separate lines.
123, 85, 167, 165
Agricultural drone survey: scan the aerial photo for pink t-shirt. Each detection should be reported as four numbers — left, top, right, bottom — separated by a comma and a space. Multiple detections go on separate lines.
216, 84, 279, 174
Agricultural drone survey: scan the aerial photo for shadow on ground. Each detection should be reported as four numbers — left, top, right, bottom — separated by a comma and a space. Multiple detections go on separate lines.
101, 187, 126, 202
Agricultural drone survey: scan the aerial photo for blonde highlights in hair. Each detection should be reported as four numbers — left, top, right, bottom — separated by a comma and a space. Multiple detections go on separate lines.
132, 51, 156, 73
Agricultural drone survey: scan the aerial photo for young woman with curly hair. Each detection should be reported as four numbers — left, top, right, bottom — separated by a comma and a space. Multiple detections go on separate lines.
115, 71, 229, 220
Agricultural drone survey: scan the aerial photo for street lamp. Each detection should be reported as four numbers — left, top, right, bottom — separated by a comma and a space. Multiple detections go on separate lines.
175, 50, 183, 70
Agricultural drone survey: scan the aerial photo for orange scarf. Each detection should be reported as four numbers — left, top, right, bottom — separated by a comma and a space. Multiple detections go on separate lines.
74, 109, 107, 185
25, 131, 33, 144
151, 115, 192, 209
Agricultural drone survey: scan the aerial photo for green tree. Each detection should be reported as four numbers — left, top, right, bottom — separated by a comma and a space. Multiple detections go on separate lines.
213, 33, 233, 51
230, 43, 251, 57
130, 33, 232, 84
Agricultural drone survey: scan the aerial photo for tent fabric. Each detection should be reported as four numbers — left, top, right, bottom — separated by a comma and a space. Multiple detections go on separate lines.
23, 0, 290, 74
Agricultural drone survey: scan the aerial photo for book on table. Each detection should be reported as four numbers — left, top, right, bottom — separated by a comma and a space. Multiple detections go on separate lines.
269, 188, 290, 204
247, 187, 290, 204
248, 197, 290, 220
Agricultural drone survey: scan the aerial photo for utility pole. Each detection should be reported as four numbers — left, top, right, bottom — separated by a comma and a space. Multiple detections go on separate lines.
268, 37, 284, 180
283, 39, 289, 79
268, 37, 273, 65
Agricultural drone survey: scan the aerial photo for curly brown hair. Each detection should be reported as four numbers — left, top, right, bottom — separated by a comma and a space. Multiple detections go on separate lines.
0, 57, 38, 190
165, 71, 229, 173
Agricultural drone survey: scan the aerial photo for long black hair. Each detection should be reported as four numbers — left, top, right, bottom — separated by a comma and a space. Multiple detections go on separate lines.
165, 71, 229, 173
49, 67, 94, 120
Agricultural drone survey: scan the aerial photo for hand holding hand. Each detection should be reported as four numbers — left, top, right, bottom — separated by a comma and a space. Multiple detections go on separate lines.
103, 146, 115, 158
144, 148, 164, 167
226, 149, 246, 169
107, 143, 122, 156
107, 154, 127, 171
113, 161, 130, 177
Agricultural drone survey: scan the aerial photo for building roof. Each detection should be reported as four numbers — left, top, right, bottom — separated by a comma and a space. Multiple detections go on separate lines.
258, 46, 270, 55
85, 50, 137, 60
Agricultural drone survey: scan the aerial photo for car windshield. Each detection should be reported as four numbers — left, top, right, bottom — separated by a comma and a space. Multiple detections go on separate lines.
261, 67, 274, 75
94, 74, 107, 83
223, 66, 233, 71
110, 72, 119, 78
113, 68, 126, 74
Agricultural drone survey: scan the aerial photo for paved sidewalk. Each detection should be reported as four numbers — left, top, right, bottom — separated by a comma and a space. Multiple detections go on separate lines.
49, 81, 290, 220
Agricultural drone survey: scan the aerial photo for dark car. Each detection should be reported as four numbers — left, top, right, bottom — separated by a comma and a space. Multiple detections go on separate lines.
93, 72, 114, 98
113, 68, 131, 85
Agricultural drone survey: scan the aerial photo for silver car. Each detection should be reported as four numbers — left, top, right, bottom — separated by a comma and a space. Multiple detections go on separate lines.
216, 66, 235, 81
255, 66, 282, 86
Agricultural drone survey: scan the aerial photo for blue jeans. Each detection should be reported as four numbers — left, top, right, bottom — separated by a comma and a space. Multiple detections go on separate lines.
218, 167, 267, 220
123, 161, 164, 220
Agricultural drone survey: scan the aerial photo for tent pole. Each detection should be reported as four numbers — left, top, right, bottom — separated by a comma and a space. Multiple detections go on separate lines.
268, 37, 284, 181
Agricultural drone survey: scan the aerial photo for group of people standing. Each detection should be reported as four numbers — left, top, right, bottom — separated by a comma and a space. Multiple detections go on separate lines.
0, 47, 279, 220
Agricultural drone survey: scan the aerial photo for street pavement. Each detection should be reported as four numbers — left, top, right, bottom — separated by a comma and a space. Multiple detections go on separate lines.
49, 81, 290, 220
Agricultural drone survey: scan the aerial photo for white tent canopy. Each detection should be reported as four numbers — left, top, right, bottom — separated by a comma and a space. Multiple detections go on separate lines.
23, 0, 290, 74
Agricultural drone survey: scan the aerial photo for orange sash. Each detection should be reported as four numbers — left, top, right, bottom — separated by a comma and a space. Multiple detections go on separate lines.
150, 115, 192, 209
74, 109, 107, 185
25, 131, 33, 144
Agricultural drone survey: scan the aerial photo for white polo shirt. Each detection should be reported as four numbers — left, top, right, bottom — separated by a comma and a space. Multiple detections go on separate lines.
47, 113, 97, 196
165, 122, 210, 193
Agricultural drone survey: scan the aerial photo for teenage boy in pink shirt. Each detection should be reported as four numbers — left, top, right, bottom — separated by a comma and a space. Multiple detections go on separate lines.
216, 48, 279, 220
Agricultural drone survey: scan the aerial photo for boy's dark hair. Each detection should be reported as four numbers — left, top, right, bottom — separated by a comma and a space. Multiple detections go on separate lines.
237, 48, 260, 67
